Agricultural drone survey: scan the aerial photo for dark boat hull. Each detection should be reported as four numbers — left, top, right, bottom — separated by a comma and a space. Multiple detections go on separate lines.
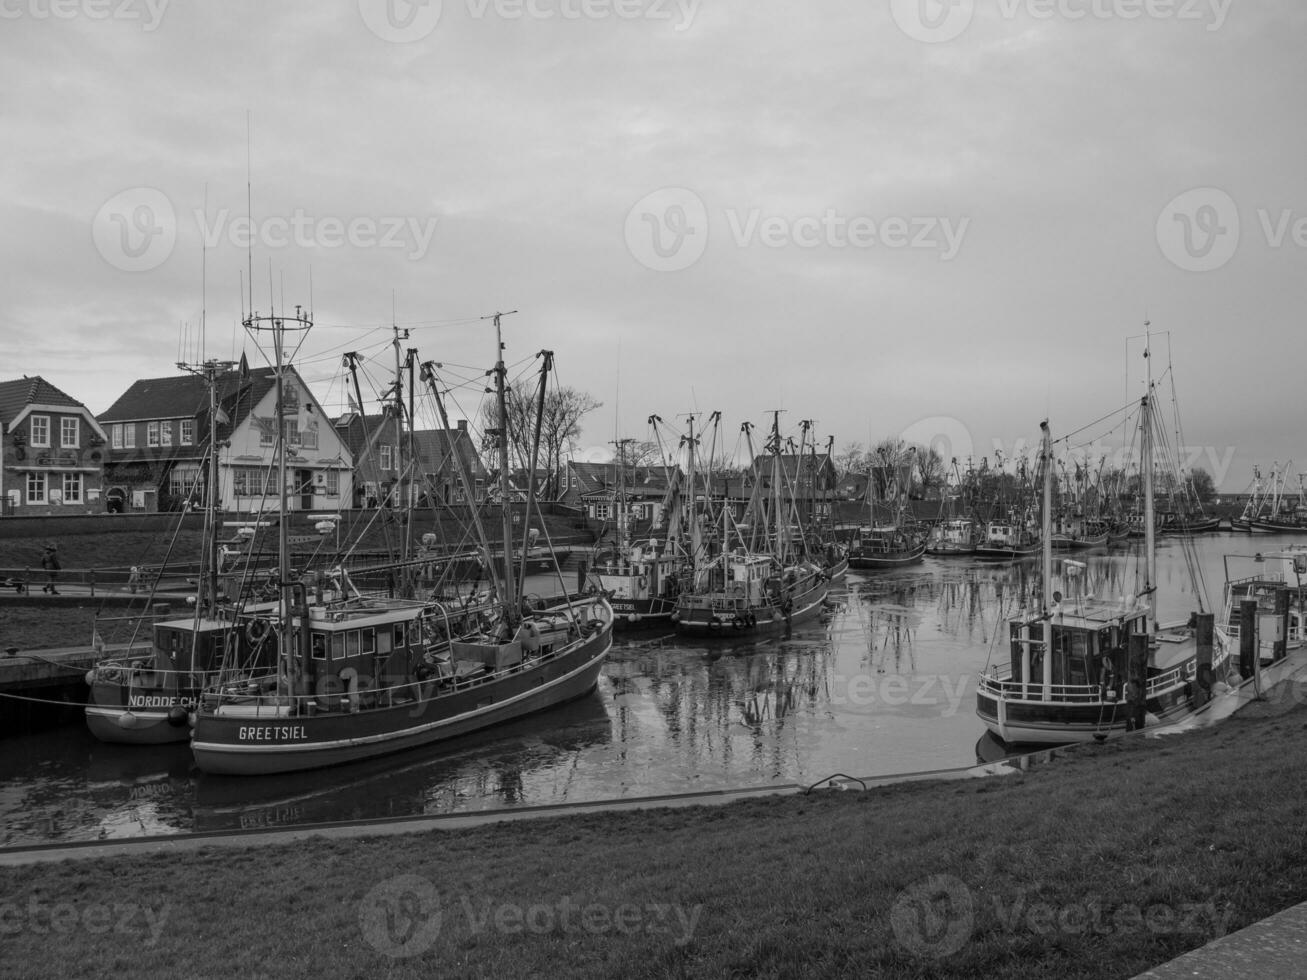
191, 628, 611, 775
847, 543, 926, 569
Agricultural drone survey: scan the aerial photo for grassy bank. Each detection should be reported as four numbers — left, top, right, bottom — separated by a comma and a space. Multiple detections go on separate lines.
4, 685, 1307, 979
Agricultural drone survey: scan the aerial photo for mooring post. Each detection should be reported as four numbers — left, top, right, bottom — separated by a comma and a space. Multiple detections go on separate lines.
1127, 633, 1148, 730
1239, 599, 1258, 679
1274, 587, 1291, 663
1194, 612, 1214, 707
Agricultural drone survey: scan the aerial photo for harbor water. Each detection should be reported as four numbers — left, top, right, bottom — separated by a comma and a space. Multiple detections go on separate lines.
0, 533, 1296, 847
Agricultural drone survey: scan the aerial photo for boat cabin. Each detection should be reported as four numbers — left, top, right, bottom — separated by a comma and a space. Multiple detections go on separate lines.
1008, 600, 1148, 696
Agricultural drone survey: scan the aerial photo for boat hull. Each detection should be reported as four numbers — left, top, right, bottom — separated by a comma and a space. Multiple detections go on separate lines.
847, 543, 927, 569
191, 628, 611, 775
673, 579, 828, 635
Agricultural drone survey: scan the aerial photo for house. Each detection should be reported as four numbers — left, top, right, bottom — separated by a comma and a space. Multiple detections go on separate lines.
99, 365, 353, 514
0, 376, 109, 515
561, 461, 675, 531
333, 414, 487, 508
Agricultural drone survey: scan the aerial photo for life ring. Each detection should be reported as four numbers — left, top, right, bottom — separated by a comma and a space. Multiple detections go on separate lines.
246, 618, 272, 644
96, 665, 122, 684
732, 617, 746, 630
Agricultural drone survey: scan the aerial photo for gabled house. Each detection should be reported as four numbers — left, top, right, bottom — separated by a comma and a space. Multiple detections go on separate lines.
561, 461, 675, 531
333, 414, 487, 508
99, 365, 353, 514
0, 376, 108, 515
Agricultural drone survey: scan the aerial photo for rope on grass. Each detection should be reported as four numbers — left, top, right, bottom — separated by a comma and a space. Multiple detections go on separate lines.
803, 773, 867, 794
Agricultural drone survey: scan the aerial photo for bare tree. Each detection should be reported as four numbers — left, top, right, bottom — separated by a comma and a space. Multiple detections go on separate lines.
479, 383, 602, 499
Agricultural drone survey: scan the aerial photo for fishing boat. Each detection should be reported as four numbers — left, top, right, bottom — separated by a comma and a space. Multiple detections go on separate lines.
84, 360, 277, 744
925, 518, 979, 556
189, 310, 613, 775
974, 514, 1041, 560
847, 450, 926, 569
1220, 547, 1307, 655
977, 366, 1234, 746
672, 414, 829, 634
584, 426, 698, 629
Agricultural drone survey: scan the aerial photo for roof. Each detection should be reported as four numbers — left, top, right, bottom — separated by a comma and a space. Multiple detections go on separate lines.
570, 461, 675, 497
0, 376, 88, 426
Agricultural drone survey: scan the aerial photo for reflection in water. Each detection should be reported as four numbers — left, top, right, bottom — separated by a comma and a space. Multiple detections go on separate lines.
0, 535, 1285, 845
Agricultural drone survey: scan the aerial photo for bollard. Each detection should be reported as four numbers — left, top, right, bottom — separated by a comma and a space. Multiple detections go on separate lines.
1274, 587, 1291, 664
1127, 633, 1149, 731
1194, 612, 1214, 707
1239, 599, 1257, 679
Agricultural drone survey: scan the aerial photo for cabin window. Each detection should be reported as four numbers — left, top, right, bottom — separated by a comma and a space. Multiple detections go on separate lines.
331, 634, 346, 661
346, 630, 361, 658
377, 628, 392, 654
360, 628, 376, 655
311, 632, 327, 661
393, 623, 407, 648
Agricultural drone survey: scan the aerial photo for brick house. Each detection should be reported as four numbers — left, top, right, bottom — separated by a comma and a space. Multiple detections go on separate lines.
333, 414, 487, 508
99, 365, 353, 514
0, 376, 109, 515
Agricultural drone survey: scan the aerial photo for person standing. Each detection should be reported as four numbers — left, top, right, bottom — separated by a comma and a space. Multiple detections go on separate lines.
40, 544, 60, 595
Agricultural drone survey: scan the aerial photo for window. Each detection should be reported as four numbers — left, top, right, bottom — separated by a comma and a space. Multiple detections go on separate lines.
593, 503, 610, 521
180, 419, 194, 445
325, 469, 339, 496
26, 472, 46, 504
62, 473, 82, 504
300, 423, 318, 450
233, 466, 276, 497
346, 631, 361, 658
360, 628, 376, 656
147, 421, 160, 447
111, 424, 123, 449
169, 464, 200, 499
282, 386, 299, 412
30, 415, 49, 447
311, 633, 327, 661
379, 445, 393, 470
284, 419, 300, 448
160, 421, 172, 446
259, 422, 274, 447
60, 418, 79, 448
331, 634, 345, 661
123, 425, 136, 449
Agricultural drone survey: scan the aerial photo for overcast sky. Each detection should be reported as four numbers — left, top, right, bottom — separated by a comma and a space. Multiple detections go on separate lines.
2, 0, 1302, 490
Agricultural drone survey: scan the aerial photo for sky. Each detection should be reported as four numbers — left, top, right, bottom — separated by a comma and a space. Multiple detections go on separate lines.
2, 0, 1303, 491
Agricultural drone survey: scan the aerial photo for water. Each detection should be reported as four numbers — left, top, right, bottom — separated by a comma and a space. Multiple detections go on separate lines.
0, 533, 1297, 847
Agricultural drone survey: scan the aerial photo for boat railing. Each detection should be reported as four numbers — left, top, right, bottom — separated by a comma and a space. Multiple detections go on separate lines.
203, 610, 607, 717
977, 668, 1110, 704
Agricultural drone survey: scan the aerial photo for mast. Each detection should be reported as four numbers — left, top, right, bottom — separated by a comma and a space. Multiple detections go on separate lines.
486, 311, 519, 619
242, 303, 312, 697
1040, 419, 1054, 699
516, 350, 552, 606
1142, 326, 1156, 630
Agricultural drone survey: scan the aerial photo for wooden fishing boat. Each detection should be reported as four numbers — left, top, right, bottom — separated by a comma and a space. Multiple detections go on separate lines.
189, 310, 613, 775
977, 342, 1234, 746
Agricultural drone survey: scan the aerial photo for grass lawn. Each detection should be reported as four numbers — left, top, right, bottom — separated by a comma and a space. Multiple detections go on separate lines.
4, 683, 1307, 979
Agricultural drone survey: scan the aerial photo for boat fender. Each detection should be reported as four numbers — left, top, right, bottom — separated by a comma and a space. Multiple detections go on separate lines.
709, 616, 722, 631
246, 618, 272, 644
166, 705, 189, 728
732, 617, 746, 630
117, 711, 139, 730
626, 613, 639, 625
637, 575, 648, 589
